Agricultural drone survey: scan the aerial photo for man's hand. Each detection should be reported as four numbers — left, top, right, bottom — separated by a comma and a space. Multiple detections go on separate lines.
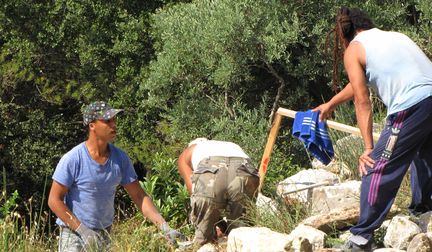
312, 102, 335, 122
160, 222, 186, 246
76, 224, 103, 250
358, 148, 375, 176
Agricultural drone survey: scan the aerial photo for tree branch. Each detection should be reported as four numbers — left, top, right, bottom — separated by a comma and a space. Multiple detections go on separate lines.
224, 89, 236, 119
266, 62, 286, 128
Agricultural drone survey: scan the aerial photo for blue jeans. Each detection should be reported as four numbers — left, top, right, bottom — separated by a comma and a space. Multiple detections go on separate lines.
58, 226, 111, 252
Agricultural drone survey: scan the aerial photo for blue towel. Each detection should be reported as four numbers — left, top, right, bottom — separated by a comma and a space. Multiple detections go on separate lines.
292, 110, 334, 165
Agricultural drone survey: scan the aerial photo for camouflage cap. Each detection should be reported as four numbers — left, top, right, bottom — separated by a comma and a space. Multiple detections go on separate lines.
82, 101, 123, 126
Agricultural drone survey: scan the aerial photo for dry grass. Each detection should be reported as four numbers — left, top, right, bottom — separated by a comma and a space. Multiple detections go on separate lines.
110, 214, 194, 252
0, 210, 54, 252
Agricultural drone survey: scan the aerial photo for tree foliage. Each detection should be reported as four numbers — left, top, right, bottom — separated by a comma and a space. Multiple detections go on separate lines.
1, 0, 432, 227
0, 0, 178, 208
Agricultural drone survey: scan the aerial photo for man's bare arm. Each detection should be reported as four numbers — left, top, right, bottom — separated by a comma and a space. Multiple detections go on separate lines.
177, 146, 194, 195
48, 181, 81, 230
123, 180, 166, 226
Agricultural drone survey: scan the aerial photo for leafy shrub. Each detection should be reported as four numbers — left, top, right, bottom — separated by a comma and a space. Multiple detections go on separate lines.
0, 190, 19, 220
140, 153, 190, 227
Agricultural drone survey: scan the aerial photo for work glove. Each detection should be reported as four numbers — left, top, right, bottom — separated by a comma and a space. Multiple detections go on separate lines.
76, 224, 103, 251
160, 222, 186, 246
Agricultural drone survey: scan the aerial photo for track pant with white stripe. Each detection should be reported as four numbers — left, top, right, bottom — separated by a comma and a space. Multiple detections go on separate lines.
350, 96, 432, 242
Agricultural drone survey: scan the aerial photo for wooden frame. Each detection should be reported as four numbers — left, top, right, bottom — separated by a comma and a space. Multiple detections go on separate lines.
257, 108, 381, 192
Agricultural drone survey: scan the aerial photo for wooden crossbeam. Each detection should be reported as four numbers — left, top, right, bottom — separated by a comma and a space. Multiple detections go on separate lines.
257, 108, 381, 192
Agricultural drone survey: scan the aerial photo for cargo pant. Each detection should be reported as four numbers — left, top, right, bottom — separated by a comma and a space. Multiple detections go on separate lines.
190, 156, 259, 244
58, 226, 111, 252
350, 96, 432, 242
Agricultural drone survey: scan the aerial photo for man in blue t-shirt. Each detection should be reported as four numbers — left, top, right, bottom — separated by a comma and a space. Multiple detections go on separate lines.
48, 101, 184, 251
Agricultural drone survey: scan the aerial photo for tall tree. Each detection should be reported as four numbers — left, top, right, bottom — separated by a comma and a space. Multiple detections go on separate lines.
0, 0, 180, 208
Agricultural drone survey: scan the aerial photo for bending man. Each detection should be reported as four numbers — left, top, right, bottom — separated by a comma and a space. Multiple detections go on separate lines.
177, 138, 259, 245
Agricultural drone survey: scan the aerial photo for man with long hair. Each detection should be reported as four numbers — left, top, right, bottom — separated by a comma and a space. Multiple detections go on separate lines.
315, 7, 432, 251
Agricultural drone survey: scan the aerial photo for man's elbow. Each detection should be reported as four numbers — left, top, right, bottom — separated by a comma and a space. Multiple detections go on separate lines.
177, 159, 187, 175
177, 152, 186, 167
354, 97, 371, 108
47, 194, 57, 211
47, 190, 63, 211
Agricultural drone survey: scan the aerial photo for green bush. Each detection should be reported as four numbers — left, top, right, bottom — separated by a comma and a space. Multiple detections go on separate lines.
140, 153, 190, 227
0, 190, 19, 220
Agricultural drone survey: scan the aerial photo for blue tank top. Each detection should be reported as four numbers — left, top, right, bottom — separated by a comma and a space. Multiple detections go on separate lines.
352, 28, 432, 115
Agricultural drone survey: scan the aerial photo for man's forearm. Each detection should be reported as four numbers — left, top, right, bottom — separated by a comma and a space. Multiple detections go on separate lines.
139, 195, 166, 227
49, 200, 81, 230
179, 167, 193, 195
329, 82, 355, 107
177, 152, 193, 195
124, 181, 167, 227
355, 99, 374, 150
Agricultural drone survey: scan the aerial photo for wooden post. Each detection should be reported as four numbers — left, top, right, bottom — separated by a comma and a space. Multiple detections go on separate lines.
258, 113, 283, 192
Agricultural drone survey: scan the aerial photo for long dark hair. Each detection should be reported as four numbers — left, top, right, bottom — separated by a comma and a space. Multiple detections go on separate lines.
329, 7, 375, 90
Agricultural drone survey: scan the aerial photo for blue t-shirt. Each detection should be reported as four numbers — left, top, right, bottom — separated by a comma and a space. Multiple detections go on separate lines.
53, 142, 137, 229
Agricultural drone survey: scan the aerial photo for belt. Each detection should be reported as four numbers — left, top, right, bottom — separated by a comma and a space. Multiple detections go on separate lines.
61, 225, 112, 233
207, 156, 249, 162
